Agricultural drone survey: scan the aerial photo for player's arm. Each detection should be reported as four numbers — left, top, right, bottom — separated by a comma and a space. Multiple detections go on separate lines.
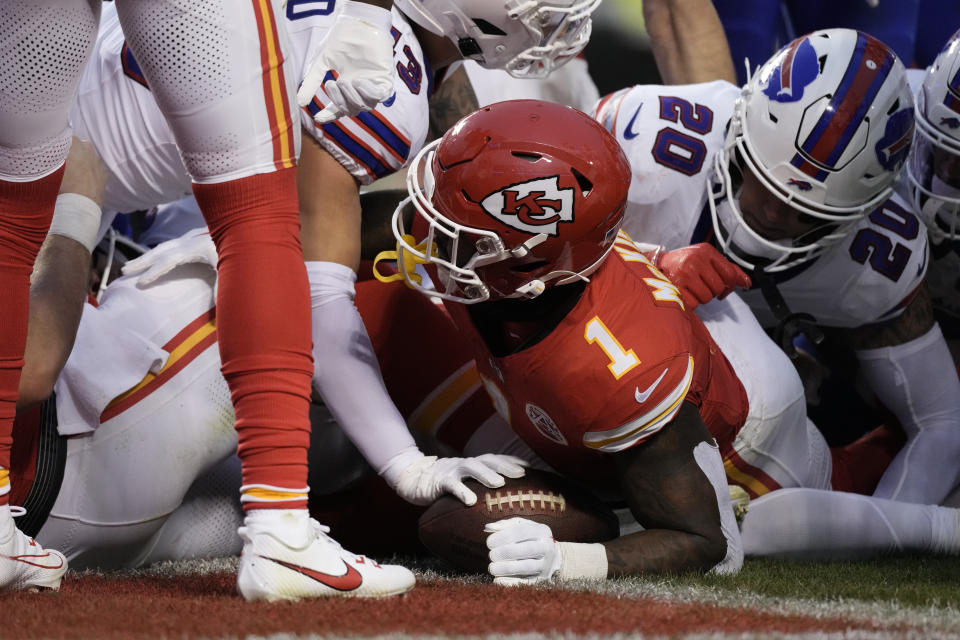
604, 402, 736, 575
19, 139, 106, 408
299, 136, 525, 506
299, 131, 363, 268
487, 403, 741, 582
643, 0, 736, 84
846, 284, 960, 503
428, 65, 479, 141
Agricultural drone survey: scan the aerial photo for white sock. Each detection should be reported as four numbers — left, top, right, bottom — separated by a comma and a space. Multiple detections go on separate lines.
741, 488, 959, 559
306, 261, 416, 474
243, 509, 311, 546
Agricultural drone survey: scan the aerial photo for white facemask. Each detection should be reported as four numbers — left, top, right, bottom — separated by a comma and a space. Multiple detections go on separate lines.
715, 197, 791, 262
927, 174, 960, 237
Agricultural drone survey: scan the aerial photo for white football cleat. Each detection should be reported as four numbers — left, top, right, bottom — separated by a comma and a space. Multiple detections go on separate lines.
0, 506, 68, 591
237, 510, 415, 601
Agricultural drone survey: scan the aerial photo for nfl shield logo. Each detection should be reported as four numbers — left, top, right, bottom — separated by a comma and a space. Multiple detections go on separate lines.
525, 402, 567, 445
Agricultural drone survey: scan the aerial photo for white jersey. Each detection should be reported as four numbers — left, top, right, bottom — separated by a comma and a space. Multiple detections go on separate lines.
72, 1, 431, 217
593, 80, 740, 251
595, 81, 928, 329
291, 4, 430, 185
736, 192, 929, 329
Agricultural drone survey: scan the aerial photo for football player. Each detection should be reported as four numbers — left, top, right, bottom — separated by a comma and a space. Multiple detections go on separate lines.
904, 28, 960, 344
47, 0, 593, 589
387, 99, 960, 581
593, 29, 960, 508
0, 0, 403, 599
8, 217, 505, 576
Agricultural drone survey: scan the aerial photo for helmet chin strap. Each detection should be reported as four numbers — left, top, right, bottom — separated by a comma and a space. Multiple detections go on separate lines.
507, 236, 618, 300
509, 268, 588, 300
751, 268, 824, 360
506, 233, 552, 299
509, 232, 548, 258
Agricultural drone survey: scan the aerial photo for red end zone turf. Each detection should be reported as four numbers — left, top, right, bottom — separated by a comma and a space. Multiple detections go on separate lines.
1, 572, 915, 639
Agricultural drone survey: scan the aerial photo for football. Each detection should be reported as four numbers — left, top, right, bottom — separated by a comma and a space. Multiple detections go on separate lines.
418, 468, 620, 573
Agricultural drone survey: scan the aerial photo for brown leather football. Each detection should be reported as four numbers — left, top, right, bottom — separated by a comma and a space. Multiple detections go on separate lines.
418, 468, 620, 573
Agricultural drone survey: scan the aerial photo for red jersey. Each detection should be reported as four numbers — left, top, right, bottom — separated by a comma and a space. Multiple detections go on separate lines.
445, 231, 748, 488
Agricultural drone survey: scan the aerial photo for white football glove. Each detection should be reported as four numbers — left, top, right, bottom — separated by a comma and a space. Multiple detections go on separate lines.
121, 227, 218, 286
297, 0, 395, 124
380, 447, 527, 506
486, 517, 609, 585
485, 518, 562, 585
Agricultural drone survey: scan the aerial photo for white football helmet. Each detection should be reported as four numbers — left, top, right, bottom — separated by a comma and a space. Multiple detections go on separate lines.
709, 29, 915, 271
393, 0, 598, 78
907, 29, 960, 242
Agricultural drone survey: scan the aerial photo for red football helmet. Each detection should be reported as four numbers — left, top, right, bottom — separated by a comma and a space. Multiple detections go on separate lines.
393, 99, 632, 303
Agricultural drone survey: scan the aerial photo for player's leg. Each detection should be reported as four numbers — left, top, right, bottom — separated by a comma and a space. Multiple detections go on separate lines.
697, 294, 833, 496
0, 0, 100, 592
741, 487, 960, 559
35, 347, 239, 570
132, 455, 245, 566
34, 266, 237, 569
113, 0, 412, 600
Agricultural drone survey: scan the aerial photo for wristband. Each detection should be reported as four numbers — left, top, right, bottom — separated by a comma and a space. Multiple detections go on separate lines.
557, 542, 608, 580
49, 193, 101, 253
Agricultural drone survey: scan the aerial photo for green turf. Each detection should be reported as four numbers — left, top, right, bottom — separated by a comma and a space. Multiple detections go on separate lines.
654, 555, 960, 608
410, 553, 960, 611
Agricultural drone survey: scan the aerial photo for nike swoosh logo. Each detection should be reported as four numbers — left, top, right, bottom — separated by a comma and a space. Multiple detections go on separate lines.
7, 552, 65, 570
259, 555, 363, 591
623, 103, 643, 140
635, 367, 668, 403
917, 246, 928, 276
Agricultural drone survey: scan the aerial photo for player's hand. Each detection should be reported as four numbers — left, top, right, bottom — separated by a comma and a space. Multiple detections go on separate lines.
297, 0, 395, 124
121, 227, 218, 286
657, 243, 751, 310
485, 517, 562, 585
384, 449, 528, 506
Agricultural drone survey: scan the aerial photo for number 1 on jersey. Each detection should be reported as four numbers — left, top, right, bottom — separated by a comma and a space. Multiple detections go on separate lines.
585, 317, 640, 379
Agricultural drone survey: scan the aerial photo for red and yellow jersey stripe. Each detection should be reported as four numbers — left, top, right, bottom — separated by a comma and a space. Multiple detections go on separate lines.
252, 0, 296, 171
101, 308, 218, 423
723, 449, 782, 498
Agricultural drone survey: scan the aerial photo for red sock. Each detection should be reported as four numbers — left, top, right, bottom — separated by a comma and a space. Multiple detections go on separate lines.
193, 168, 313, 510
0, 167, 64, 505
830, 423, 906, 494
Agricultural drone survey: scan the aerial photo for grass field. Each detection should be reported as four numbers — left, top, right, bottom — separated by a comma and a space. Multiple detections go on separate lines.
5, 554, 959, 639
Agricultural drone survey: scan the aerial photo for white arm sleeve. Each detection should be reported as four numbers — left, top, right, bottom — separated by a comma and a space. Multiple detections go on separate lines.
857, 323, 960, 504
693, 440, 743, 575
306, 261, 416, 474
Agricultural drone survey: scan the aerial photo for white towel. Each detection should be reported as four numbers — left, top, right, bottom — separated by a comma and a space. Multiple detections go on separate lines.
55, 304, 168, 435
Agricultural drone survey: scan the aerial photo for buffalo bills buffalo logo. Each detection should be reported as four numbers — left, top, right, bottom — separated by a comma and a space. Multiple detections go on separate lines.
875, 107, 915, 171
787, 178, 813, 191
480, 176, 575, 236
761, 38, 819, 103
941, 116, 960, 130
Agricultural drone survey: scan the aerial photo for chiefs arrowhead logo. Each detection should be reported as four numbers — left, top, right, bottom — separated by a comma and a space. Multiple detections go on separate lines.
480, 176, 575, 236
